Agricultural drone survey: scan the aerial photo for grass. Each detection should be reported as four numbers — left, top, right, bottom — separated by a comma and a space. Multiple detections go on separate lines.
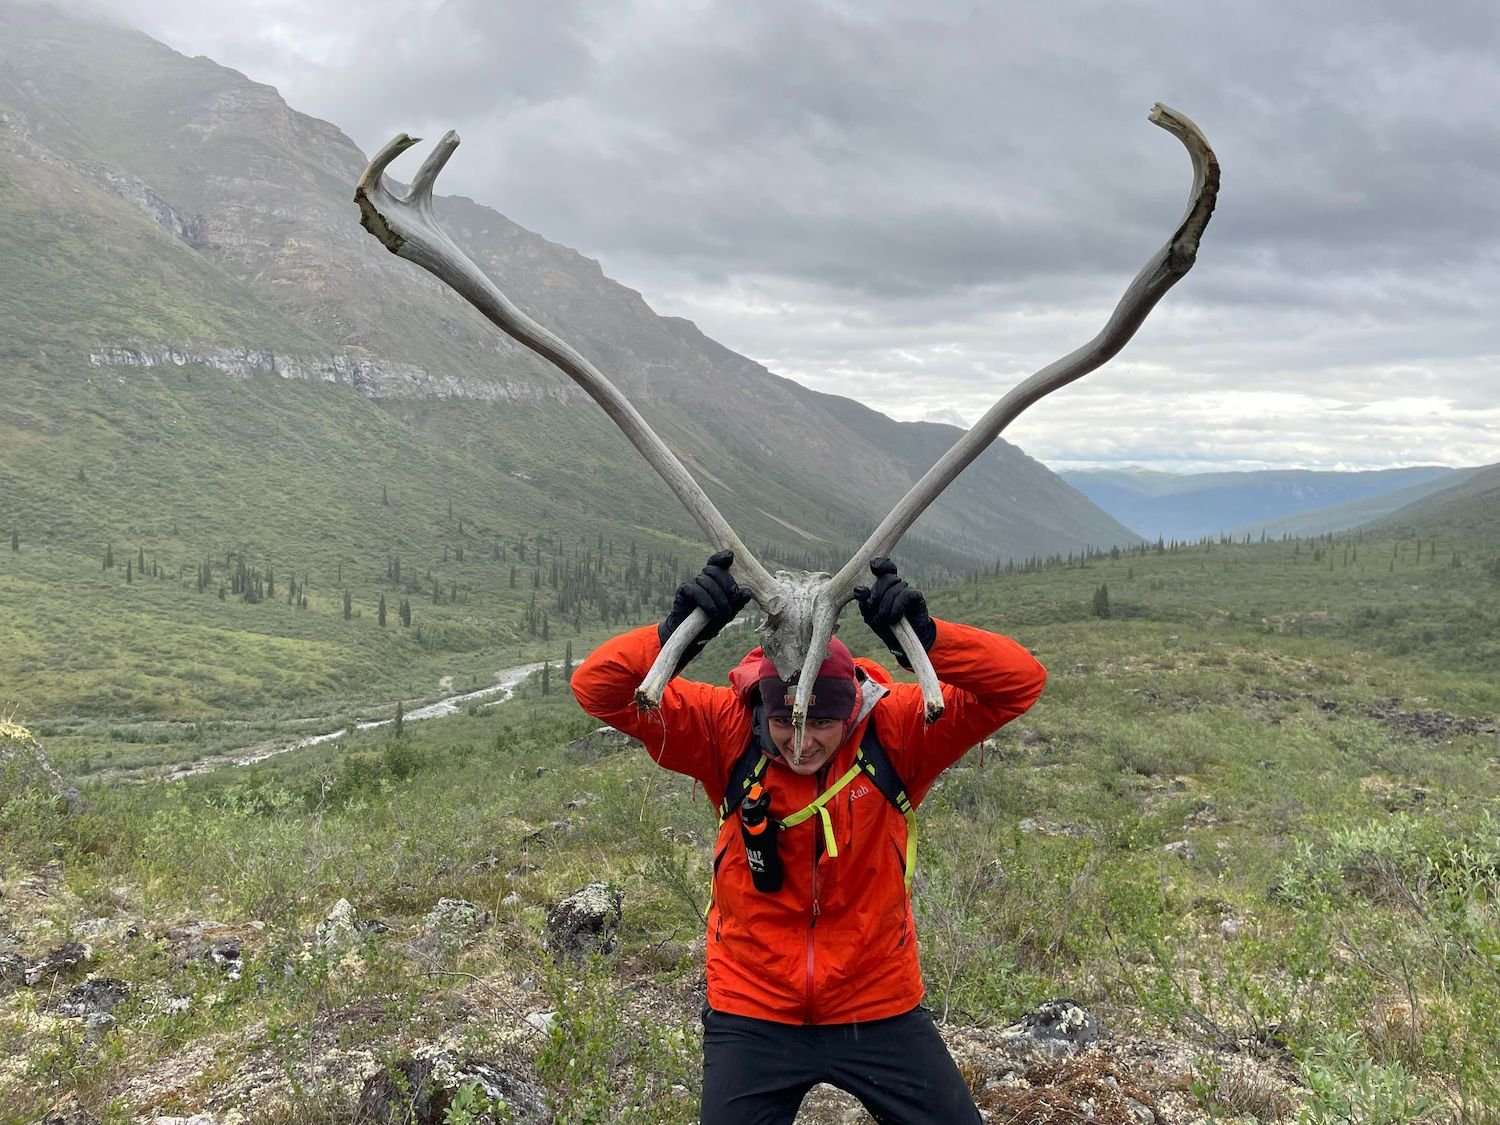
3, 527, 1499, 1121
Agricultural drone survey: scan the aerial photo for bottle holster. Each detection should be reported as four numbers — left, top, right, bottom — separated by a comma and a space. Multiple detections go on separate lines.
739, 783, 783, 893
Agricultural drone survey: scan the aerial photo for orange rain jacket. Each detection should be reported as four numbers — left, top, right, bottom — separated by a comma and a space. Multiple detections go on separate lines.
571, 619, 1046, 1025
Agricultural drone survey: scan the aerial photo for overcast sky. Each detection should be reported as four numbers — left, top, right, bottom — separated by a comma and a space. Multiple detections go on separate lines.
79, 0, 1500, 473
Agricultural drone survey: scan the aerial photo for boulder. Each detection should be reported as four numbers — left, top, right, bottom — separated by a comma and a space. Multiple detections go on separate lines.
0, 727, 84, 813
998, 999, 1108, 1058
423, 898, 490, 935
25, 942, 91, 987
28, 1092, 99, 1125
404, 898, 490, 963
357, 1045, 546, 1124
1, 951, 27, 994
544, 882, 622, 962
315, 899, 359, 952
54, 977, 130, 1019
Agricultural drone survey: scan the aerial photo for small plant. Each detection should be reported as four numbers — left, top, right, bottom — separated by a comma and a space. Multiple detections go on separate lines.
444, 1080, 504, 1125
1297, 1033, 1438, 1124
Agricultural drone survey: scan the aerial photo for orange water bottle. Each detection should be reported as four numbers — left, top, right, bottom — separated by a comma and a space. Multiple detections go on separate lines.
740, 782, 783, 892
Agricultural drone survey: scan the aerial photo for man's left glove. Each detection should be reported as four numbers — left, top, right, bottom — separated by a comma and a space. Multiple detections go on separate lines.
853, 557, 937, 670
659, 549, 754, 673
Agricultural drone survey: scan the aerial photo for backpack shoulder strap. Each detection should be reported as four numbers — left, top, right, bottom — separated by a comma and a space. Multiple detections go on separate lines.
854, 718, 918, 891
720, 710, 771, 822
853, 718, 912, 817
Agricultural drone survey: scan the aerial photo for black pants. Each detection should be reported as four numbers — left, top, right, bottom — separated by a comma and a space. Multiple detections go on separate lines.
699, 1005, 981, 1124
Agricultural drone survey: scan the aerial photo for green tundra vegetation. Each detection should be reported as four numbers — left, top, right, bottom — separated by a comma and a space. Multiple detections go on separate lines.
0, 357, 1016, 758
3, 514, 1499, 1123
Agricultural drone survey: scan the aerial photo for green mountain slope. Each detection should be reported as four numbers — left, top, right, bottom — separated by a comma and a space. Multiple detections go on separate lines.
0, 0, 1141, 721
1222, 467, 1489, 539
1370, 461, 1500, 545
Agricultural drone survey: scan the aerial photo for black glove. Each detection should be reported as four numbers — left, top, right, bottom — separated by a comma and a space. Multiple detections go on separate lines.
853, 557, 936, 670
659, 549, 753, 673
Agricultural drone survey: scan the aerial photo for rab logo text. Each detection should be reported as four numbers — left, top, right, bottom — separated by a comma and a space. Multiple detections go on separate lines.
849, 783, 872, 802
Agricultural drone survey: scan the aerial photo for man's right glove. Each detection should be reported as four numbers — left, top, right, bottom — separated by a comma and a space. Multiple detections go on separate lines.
659, 549, 753, 673
853, 557, 936, 670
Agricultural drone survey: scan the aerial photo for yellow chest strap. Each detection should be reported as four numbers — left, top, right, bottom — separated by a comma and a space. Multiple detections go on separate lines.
778, 751, 918, 891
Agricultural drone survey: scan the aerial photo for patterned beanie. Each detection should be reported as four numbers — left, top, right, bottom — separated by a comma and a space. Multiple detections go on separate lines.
756, 638, 858, 721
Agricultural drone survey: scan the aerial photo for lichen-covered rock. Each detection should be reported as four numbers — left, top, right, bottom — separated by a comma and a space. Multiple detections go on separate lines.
0, 727, 84, 813
1, 951, 27, 993
356, 1045, 546, 1124
28, 1091, 99, 1125
544, 882, 622, 962
315, 898, 359, 952
998, 998, 1108, 1058
54, 977, 131, 1019
422, 898, 490, 934
25, 941, 91, 987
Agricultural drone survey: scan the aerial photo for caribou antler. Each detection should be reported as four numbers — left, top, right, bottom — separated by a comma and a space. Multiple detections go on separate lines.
354, 104, 1219, 757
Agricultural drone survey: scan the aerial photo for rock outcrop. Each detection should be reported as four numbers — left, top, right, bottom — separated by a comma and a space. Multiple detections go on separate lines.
544, 883, 623, 962
88, 346, 585, 405
1, 722, 83, 812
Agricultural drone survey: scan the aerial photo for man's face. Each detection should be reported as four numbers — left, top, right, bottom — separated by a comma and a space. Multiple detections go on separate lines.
767, 716, 847, 775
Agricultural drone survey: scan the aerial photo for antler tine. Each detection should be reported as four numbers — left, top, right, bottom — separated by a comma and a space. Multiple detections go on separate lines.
791, 595, 943, 727
354, 133, 786, 695
355, 134, 423, 247
634, 556, 785, 711
805, 104, 1220, 723
409, 130, 462, 208
361, 133, 423, 190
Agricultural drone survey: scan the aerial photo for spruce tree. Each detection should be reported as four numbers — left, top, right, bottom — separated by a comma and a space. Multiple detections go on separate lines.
541, 661, 550, 696
378, 594, 387, 626
104, 543, 114, 570
393, 700, 404, 737
1091, 583, 1111, 619
343, 589, 353, 620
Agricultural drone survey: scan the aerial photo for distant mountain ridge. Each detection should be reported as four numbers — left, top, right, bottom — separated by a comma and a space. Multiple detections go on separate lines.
1063, 467, 1477, 541
0, 0, 1136, 572
1371, 462, 1500, 546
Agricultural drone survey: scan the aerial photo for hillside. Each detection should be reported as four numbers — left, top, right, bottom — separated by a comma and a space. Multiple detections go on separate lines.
1223, 466, 1488, 539
0, 0, 1138, 563
0, 1, 1140, 721
6, 517, 1499, 1121
1064, 466, 1468, 541
1370, 460, 1500, 544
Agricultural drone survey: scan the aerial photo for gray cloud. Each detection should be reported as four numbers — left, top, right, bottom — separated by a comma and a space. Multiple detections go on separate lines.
72, 0, 1500, 471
